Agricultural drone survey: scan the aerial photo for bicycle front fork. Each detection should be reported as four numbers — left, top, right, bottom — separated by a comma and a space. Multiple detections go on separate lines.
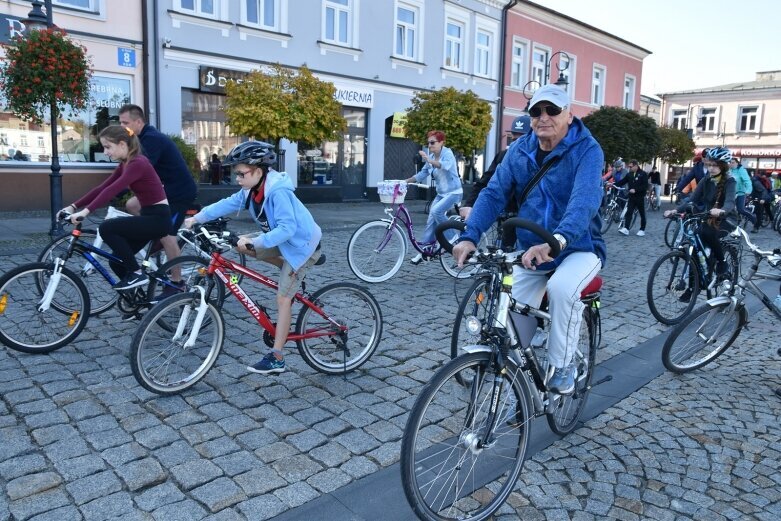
174, 286, 210, 348
39, 258, 66, 312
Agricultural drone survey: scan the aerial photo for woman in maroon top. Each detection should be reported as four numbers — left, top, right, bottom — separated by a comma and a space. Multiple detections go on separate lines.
63, 126, 170, 290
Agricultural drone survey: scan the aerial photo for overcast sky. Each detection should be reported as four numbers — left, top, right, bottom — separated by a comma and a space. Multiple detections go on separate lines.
533, 0, 780, 97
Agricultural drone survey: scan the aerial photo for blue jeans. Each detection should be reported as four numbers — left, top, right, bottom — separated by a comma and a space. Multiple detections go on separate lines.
735, 194, 756, 226
420, 192, 462, 245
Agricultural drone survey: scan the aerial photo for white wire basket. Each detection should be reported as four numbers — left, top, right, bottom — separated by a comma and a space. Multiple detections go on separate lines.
378, 180, 408, 204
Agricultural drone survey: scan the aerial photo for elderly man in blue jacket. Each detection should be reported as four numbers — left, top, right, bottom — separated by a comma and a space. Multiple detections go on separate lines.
453, 84, 606, 395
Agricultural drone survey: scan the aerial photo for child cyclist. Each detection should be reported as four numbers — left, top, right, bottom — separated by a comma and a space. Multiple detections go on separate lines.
183, 141, 322, 375
62, 125, 170, 291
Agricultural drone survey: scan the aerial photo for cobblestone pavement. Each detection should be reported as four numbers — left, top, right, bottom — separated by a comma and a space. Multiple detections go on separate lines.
0, 202, 779, 520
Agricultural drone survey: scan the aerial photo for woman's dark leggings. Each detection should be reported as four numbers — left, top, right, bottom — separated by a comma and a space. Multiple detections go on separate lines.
99, 204, 171, 278
698, 219, 732, 271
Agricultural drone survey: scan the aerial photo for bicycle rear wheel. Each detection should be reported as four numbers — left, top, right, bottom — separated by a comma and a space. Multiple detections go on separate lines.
295, 282, 383, 374
0, 263, 90, 353
546, 305, 597, 435
401, 351, 529, 521
661, 300, 746, 373
130, 292, 224, 395
647, 250, 700, 325
347, 220, 406, 283
38, 232, 118, 316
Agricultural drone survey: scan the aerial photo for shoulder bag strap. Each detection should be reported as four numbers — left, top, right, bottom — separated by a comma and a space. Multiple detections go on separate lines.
516, 156, 561, 207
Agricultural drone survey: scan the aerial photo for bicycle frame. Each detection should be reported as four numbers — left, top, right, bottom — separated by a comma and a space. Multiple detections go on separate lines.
202, 250, 346, 343
381, 203, 437, 254
726, 227, 781, 320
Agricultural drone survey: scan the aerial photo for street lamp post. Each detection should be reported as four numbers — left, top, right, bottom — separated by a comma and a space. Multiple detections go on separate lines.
521, 51, 570, 113
25, 0, 62, 237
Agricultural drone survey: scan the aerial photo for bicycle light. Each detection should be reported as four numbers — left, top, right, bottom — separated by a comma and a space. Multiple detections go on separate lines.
465, 315, 482, 334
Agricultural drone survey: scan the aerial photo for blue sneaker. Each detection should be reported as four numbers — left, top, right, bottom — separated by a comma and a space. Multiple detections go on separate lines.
548, 365, 575, 395
247, 352, 285, 375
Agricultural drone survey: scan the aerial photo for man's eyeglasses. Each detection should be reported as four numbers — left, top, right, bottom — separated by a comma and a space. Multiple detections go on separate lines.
427, 140, 438, 146
529, 105, 564, 118
234, 169, 253, 179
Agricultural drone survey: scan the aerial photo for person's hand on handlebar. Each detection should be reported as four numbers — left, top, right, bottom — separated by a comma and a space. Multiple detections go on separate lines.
236, 236, 255, 255
68, 208, 90, 225
521, 243, 554, 270
459, 206, 472, 219
452, 240, 476, 267
182, 217, 198, 230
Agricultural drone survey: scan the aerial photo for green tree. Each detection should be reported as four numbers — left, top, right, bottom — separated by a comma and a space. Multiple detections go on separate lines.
168, 135, 200, 184
655, 126, 695, 166
404, 87, 493, 158
224, 64, 345, 144
582, 106, 660, 165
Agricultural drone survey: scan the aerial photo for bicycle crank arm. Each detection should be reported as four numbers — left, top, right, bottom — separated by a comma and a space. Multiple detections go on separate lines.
587, 375, 613, 390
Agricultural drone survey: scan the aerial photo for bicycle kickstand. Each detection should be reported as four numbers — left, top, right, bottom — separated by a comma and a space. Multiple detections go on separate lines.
587, 374, 613, 390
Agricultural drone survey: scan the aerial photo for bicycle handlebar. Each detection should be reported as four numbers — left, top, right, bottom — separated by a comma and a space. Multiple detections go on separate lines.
434, 217, 560, 259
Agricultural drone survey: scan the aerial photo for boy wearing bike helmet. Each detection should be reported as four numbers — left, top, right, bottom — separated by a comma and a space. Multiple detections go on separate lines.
183, 141, 322, 375
665, 147, 737, 299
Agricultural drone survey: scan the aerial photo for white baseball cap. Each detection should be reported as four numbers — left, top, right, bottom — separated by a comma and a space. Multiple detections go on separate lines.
529, 84, 570, 110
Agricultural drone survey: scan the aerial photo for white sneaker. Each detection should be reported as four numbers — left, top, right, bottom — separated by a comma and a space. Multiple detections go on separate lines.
636, 230, 646, 236
410, 253, 424, 265
618, 227, 629, 236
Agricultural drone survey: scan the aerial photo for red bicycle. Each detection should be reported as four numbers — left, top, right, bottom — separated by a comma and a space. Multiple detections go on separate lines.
129, 227, 383, 395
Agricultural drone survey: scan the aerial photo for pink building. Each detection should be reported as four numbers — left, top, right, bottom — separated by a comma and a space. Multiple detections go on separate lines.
500, 1, 650, 146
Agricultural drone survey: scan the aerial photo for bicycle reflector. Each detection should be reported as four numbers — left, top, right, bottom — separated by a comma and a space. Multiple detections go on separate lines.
68, 311, 79, 327
0, 293, 7, 313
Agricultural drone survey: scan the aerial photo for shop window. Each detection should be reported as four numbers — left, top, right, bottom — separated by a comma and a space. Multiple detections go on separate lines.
0, 74, 131, 163
181, 89, 241, 183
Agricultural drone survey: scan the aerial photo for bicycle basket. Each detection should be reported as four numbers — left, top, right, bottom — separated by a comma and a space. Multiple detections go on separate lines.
377, 180, 407, 204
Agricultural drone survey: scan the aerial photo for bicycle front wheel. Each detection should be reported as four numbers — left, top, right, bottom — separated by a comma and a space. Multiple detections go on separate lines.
451, 274, 493, 386
647, 250, 700, 325
130, 292, 225, 395
38, 232, 118, 316
661, 300, 746, 373
546, 306, 597, 436
347, 220, 406, 283
295, 283, 383, 374
439, 219, 484, 279
401, 351, 529, 521
0, 263, 90, 353
664, 218, 681, 249
599, 207, 613, 233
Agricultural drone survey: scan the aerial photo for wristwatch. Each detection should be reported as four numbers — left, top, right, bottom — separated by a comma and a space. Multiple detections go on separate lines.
553, 233, 567, 251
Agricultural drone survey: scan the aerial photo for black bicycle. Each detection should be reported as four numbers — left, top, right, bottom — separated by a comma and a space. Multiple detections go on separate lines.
400, 218, 609, 521
647, 213, 739, 325
0, 213, 219, 354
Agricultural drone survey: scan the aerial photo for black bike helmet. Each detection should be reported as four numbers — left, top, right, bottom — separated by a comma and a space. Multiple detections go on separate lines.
223, 141, 277, 167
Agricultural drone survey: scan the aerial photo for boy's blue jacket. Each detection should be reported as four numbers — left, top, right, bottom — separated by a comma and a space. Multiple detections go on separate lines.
462, 117, 606, 270
194, 171, 322, 271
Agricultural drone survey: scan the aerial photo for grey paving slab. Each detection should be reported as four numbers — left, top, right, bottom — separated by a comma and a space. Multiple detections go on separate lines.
1, 200, 779, 520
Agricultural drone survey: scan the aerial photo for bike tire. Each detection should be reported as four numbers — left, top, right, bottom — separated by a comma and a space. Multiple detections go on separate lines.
37, 232, 118, 316
347, 220, 406, 283
646, 250, 700, 325
439, 217, 484, 279
0, 263, 91, 353
708, 243, 739, 298
130, 292, 225, 395
451, 274, 493, 386
295, 282, 383, 374
664, 218, 681, 249
546, 305, 597, 435
400, 351, 529, 521
661, 300, 746, 373
599, 207, 613, 233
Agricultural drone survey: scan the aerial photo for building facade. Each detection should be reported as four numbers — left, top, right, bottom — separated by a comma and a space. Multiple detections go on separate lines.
0, 0, 145, 210
499, 1, 650, 149
659, 70, 781, 185
147, 0, 504, 202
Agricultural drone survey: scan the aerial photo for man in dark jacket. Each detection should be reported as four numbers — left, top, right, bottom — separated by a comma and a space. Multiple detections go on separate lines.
616, 160, 649, 236
675, 150, 709, 196
459, 115, 531, 249
751, 171, 772, 227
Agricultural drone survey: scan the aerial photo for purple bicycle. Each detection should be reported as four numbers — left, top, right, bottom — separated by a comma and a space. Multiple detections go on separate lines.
347, 181, 481, 283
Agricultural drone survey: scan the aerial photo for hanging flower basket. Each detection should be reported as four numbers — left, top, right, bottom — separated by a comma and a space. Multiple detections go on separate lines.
0, 27, 92, 124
